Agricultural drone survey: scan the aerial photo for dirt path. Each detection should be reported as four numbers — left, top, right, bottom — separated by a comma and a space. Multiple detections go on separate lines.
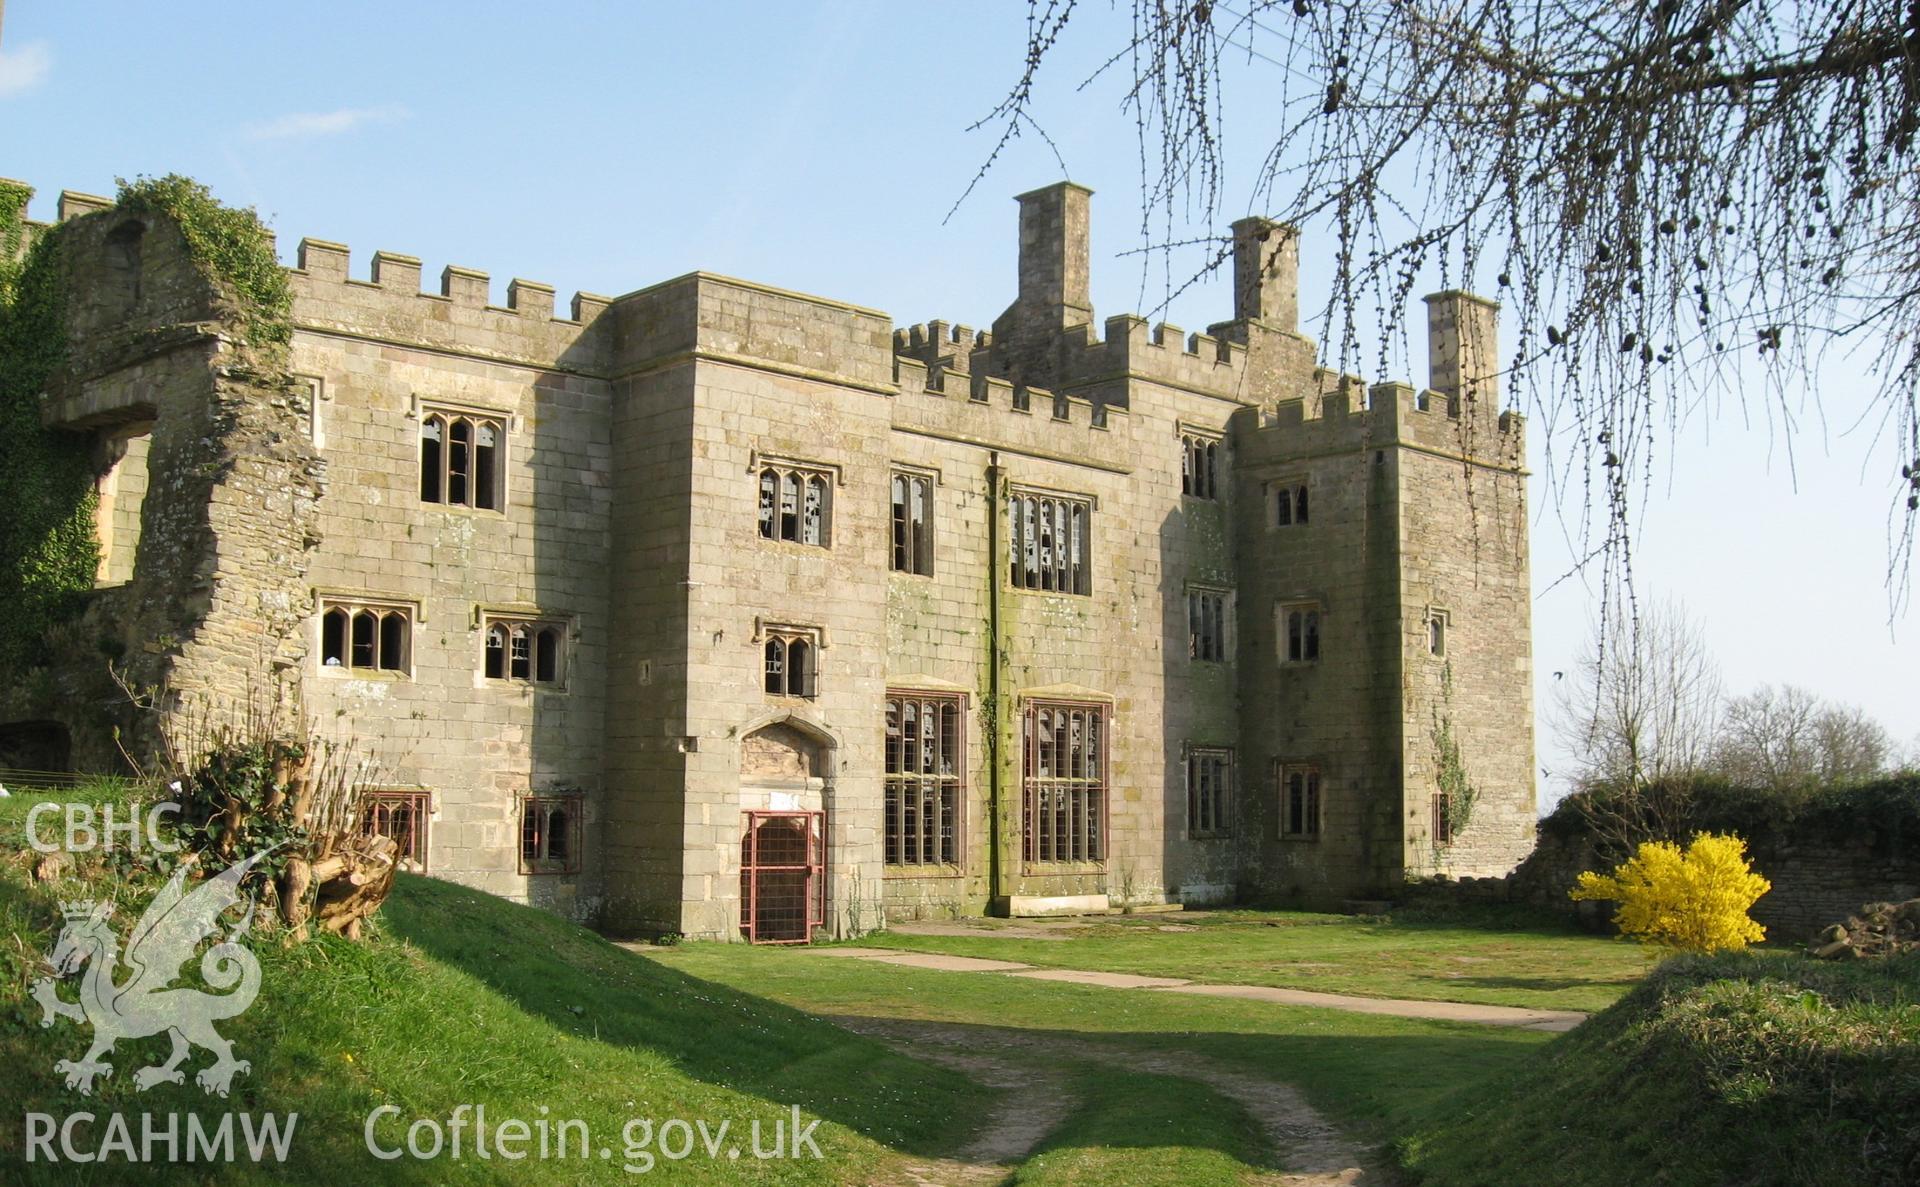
807, 946, 1586, 1032
847, 1015, 1384, 1187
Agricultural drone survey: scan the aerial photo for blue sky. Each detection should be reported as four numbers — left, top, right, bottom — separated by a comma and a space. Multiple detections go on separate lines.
3, 2, 1913, 798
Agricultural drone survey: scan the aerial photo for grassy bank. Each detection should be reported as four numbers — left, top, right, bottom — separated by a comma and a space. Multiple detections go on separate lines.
1401, 949, 1920, 1186
1, 783, 986, 1184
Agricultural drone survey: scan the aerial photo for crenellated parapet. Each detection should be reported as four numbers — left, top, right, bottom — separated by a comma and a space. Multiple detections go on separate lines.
1238, 378, 1526, 470
287, 237, 614, 372
891, 350, 1133, 471
894, 320, 992, 376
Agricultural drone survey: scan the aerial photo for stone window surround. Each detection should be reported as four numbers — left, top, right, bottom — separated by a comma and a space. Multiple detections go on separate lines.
478, 606, 575, 691
315, 592, 421, 679
410, 394, 517, 515
889, 464, 939, 577
1178, 421, 1225, 501
1276, 598, 1324, 666
1006, 484, 1096, 597
1426, 606, 1450, 659
295, 374, 329, 449
520, 791, 584, 876
1186, 744, 1235, 840
1276, 761, 1322, 841
752, 450, 841, 548
359, 787, 432, 870
884, 688, 967, 870
1268, 476, 1310, 528
757, 619, 824, 700
1187, 583, 1233, 662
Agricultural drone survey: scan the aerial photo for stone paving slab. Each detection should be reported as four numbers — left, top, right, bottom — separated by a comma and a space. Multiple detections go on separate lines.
795, 946, 1588, 1031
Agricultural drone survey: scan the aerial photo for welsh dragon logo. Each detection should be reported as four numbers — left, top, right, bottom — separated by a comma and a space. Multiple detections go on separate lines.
31, 850, 274, 1097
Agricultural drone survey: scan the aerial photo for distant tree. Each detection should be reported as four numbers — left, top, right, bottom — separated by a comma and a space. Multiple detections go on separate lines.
1550, 598, 1720, 858
1713, 684, 1894, 789
1553, 598, 1722, 793
981, 2, 1920, 603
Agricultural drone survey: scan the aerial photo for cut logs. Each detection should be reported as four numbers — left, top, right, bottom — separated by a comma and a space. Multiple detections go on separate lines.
1807, 899, 1920, 959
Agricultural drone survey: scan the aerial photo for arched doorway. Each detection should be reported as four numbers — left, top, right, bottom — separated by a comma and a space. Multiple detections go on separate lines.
738, 719, 831, 943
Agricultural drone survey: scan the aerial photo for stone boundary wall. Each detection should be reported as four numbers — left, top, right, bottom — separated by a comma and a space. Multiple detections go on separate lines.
1432, 817, 1920, 944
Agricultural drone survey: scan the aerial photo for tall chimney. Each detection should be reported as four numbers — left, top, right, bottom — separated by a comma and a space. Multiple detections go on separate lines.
1231, 217, 1298, 329
1014, 181, 1093, 330
1423, 290, 1500, 406
991, 182, 1093, 386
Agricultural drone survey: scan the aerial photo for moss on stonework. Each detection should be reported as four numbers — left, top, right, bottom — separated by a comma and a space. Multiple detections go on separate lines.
0, 183, 97, 671
114, 174, 292, 348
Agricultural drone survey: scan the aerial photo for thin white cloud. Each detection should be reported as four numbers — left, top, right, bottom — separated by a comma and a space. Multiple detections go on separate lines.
243, 104, 409, 142
0, 41, 52, 97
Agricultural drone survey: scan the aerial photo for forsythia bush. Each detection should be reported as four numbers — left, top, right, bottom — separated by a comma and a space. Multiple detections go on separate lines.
1570, 833, 1771, 954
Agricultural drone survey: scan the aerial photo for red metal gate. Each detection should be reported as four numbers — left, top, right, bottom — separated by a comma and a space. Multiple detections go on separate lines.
739, 811, 825, 943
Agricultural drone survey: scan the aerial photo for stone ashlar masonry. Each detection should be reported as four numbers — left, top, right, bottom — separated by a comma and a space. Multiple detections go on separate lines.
3, 178, 1537, 939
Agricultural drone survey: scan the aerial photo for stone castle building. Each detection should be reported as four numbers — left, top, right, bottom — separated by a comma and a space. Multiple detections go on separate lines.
0, 179, 1535, 940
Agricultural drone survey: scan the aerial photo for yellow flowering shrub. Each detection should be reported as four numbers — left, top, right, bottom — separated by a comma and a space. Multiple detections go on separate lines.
1570, 833, 1771, 954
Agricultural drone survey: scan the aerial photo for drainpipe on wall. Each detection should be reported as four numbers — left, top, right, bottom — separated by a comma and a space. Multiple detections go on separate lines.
986, 452, 1014, 914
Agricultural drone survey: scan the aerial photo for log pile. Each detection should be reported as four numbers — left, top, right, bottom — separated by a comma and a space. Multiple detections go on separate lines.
1807, 899, 1920, 959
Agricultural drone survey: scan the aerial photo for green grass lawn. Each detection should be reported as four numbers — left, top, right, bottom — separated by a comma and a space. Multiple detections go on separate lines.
652, 942, 1557, 1145
18, 780, 1796, 1185
844, 905, 1652, 1012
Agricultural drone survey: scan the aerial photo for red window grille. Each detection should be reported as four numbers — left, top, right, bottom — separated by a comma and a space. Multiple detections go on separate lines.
739, 811, 826, 943
1022, 699, 1108, 865
359, 790, 430, 869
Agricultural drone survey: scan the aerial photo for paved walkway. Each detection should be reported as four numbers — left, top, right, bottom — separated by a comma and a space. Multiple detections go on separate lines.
803, 947, 1586, 1032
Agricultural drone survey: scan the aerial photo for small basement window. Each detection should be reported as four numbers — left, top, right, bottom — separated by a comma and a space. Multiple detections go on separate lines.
521, 794, 583, 875
359, 789, 430, 869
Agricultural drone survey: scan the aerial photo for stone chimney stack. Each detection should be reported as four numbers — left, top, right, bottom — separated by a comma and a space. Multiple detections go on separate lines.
1014, 181, 1093, 330
1231, 217, 1298, 329
991, 182, 1093, 385
1423, 290, 1501, 406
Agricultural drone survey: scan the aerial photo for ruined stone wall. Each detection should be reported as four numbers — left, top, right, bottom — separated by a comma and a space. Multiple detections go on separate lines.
11, 194, 321, 774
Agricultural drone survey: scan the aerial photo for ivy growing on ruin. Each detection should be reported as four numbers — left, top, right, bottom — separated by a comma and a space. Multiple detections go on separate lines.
0, 176, 293, 672
1430, 662, 1480, 846
0, 181, 98, 671
114, 174, 292, 349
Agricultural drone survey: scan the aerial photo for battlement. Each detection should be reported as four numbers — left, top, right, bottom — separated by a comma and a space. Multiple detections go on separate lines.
891, 350, 1132, 470
290, 237, 610, 325
1240, 377, 1525, 467
286, 237, 613, 371
894, 320, 993, 375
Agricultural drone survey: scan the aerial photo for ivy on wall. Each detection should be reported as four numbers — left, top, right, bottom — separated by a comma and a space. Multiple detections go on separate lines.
0, 175, 291, 671
1430, 662, 1481, 846
0, 181, 97, 671
114, 174, 291, 348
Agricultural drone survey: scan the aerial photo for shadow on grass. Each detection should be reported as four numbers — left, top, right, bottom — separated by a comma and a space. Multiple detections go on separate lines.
380, 874, 978, 1159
